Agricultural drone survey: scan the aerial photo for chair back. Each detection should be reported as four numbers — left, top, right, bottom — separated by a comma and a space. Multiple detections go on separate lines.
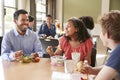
91, 48, 97, 67
0, 36, 3, 55
39, 38, 59, 58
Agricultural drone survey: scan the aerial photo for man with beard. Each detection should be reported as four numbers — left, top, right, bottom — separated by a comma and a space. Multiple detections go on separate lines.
1, 9, 43, 61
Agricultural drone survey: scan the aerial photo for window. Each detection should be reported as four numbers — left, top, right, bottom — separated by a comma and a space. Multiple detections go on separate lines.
36, 0, 47, 30
0, 0, 3, 36
0, 0, 17, 36
4, 0, 17, 34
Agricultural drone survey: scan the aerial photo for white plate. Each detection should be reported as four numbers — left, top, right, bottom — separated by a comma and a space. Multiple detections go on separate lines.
44, 38, 51, 41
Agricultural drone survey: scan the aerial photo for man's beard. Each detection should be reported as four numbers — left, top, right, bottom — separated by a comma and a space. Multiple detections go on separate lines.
21, 29, 26, 32
18, 24, 28, 33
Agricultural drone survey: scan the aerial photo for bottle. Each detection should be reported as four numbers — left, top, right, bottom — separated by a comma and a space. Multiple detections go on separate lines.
84, 60, 88, 66
83, 60, 89, 80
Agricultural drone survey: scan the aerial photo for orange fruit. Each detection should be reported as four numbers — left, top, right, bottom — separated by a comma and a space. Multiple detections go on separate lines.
35, 57, 40, 62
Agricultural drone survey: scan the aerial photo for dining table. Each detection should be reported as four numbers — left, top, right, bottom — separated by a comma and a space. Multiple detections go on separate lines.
0, 58, 64, 80
0, 57, 96, 80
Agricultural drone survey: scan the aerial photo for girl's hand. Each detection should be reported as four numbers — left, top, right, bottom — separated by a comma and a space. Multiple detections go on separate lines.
46, 46, 54, 56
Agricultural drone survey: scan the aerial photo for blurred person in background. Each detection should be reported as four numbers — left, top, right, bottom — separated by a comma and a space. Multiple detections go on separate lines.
79, 16, 96, 48
28, 15, 34, 31
54, 19, 63, 38
79, 16, 94, 36
38, 14, 56, 38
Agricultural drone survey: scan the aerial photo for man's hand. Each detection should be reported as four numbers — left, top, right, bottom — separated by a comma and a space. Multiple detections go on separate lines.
31, 53, 39, 58
13, 50, 23, 61
31, 53, 40, 62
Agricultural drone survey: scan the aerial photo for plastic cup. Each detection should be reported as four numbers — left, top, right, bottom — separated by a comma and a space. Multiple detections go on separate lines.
64, 60, 74, 73
71, 52, 80, 62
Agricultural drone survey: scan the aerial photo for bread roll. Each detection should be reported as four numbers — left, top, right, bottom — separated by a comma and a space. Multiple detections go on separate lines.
76, 61, 85, 72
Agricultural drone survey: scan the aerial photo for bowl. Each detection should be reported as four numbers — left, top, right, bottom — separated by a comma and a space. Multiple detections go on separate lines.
51, 56, 64, 66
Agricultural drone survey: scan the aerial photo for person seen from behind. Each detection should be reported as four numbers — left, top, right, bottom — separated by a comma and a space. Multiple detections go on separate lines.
81, 10, 120, 80
28, 15, 34, 31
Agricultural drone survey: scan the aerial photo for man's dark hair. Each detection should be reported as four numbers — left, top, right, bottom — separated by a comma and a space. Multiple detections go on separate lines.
14, 9, 28, 20
46, 14, 52, 18
28, 15, 34, 22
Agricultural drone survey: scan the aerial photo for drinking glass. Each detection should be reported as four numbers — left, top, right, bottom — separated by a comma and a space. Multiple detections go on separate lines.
64, 60, 74, 73
71, 52, 80, 62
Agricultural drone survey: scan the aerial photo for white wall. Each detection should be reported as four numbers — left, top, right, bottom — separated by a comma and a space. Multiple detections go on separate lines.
101, 0, 110, 14
92, 0, 110, 36
91, 24, 101, 36
56, 0, 63, 26
55, 0, 110, 35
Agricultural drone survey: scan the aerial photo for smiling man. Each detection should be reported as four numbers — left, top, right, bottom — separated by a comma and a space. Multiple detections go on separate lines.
1, 9, 43, 61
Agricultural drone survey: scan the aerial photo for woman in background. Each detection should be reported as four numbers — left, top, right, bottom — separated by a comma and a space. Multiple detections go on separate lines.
54, 19, 63, 38
46, 17, 93, 64
79, 16, 94, 36
79, 16, 96, 49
